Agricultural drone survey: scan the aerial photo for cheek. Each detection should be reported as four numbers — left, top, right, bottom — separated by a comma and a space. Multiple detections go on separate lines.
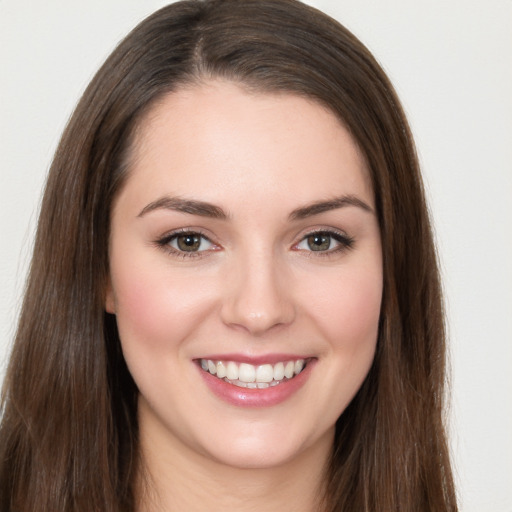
308, 264, 382, 418
306, 263, 382, 353
110, 260, 216, 353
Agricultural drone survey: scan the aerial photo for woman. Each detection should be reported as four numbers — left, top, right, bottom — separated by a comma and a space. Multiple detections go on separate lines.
0, 0, 457, 510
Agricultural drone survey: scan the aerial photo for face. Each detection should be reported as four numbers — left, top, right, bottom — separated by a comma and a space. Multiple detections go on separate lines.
106, 81, 382, 470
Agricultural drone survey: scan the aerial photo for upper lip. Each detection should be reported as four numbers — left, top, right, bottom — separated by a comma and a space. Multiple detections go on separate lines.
196, 353, 314, 365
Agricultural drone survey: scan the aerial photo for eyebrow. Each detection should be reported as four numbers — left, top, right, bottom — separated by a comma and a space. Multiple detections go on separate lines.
137, 194, 373, 220
288, 195, 374, 220
137, 196, 228, 219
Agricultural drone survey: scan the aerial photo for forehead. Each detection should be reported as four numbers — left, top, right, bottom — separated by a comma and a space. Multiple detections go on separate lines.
123, 80, 373, 212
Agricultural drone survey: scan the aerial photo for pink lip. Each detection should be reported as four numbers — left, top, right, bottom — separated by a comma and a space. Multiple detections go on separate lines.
196, 357, 316, 408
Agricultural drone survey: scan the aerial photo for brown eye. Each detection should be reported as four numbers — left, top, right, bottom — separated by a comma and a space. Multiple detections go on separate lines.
306, 233, 331, 251
176, 233, 201, 252
163, 232, 214, 253
295, 230, 354, 255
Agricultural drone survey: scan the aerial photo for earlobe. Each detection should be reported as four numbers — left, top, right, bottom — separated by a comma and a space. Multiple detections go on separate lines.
104, 279, 116, 314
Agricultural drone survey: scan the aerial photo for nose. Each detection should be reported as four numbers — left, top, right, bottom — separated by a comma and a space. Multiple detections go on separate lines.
220, 251, 296, 336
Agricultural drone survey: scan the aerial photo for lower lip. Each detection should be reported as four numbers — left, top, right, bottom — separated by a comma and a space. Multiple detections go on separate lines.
197, 360, 315, 408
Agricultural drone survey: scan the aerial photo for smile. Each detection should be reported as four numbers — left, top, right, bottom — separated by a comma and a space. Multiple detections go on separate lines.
200, 358, 308, 389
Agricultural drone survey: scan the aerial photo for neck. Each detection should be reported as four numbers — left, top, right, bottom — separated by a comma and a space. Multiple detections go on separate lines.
136, 415, 332, 512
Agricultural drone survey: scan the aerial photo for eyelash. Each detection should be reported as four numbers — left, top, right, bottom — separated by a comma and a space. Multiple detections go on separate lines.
154, 228, 355, 259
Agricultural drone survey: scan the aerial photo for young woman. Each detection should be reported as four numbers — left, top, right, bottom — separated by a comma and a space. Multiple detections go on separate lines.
0, 1, 458, 510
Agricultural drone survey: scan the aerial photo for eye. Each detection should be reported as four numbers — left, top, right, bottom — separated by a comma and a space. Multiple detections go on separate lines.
294, 230, 354, 253
170, 232, 212, 252
156, 230, 216, 256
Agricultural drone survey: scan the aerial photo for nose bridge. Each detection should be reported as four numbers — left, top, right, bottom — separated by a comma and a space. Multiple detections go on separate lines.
221, 245, 295, 335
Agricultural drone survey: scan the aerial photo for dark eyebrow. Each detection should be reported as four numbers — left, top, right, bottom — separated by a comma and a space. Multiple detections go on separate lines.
289, 195, 373, 220
137, 196, 228, 219
138, 194, 372, 220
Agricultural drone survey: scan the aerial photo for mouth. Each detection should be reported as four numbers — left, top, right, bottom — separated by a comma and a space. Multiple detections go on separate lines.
199, 358, 310, 389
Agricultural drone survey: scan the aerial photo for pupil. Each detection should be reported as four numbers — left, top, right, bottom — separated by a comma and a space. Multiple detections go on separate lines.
178, 234, 200, 251
308, 234, 330, 251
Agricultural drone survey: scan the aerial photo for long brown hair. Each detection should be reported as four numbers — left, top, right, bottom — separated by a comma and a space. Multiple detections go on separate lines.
0, 1, 457, 510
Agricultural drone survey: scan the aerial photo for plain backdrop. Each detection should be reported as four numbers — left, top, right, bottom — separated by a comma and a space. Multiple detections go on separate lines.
1, 1, 511, 510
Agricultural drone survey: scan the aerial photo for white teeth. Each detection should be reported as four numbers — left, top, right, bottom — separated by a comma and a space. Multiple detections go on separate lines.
238, 363, 256, 383
256, 364, 274, 383
200, 358, 308, 387
226, 361, 239, 380
216, 361, 227, 378
284, 361, 295, 379
273, 362, 285, 381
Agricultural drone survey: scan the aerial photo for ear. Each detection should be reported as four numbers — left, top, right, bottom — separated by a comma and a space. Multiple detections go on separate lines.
104, 277, 116, 314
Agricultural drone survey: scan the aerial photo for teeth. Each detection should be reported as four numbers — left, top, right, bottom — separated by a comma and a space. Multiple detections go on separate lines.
239, 363, 256, 383
216, 361, 227, 378
256, 364, 273, 383
284, 361, 295, 379
226, 361, 239, 380
200, 358, 307, 386
274, 362, 285, 381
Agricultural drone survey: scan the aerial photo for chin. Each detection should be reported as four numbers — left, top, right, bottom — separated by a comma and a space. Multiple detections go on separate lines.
191, 420, 335, 471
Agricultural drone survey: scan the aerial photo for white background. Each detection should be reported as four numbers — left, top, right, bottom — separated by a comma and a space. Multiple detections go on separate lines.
1, 1, 511, 510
